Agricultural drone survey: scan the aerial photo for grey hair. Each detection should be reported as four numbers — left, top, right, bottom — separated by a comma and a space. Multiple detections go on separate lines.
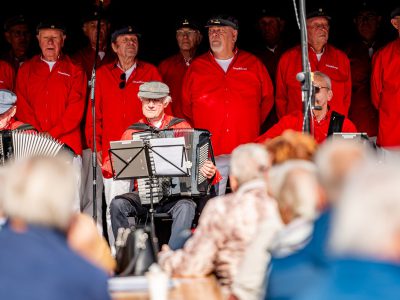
269, 160, 319, 221
314, 138, 375, 202
2, 155, 77, 231
330, 162, 400, 259
230, 143, 270, 186
313, 71, 332, 89
138, 95, 172, 104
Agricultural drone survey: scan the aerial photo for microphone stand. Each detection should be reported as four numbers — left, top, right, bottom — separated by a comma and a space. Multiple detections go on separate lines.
296, 0, 313, 134
89, 0, 104, 222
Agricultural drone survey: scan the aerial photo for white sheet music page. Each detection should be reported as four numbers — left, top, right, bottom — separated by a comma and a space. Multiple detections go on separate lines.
149, 137, 189, 176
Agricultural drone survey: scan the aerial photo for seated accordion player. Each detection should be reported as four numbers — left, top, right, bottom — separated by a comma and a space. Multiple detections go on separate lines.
0, 130, 67, 165
132, 128, 215, 205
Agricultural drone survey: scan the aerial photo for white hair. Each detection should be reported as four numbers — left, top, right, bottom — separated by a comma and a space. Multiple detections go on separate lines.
269, 160, 319, 221
313, 71, 332, 89
230, 143, 270, 186
315, 138, 375, 202
2, 155, 77, 231
330, 162, 400, 259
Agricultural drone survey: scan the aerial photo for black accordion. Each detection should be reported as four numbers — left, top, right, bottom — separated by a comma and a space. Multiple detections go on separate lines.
133, 128, 214, 205
0, 130, 65, 165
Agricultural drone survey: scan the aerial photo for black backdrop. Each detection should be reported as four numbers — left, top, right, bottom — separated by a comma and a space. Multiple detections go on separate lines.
0, 0, 398, 64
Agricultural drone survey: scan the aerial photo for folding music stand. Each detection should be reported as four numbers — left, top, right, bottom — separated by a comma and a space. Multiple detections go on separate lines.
109, 137, 190, 249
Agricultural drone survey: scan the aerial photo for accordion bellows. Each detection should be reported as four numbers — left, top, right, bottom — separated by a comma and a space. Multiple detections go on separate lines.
0, 130, 65, 165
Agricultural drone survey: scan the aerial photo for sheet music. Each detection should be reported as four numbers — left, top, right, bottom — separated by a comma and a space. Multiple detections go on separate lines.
149, 137, 190, 176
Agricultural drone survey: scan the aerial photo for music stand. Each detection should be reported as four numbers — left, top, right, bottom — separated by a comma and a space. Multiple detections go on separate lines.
109, 137, 190, 249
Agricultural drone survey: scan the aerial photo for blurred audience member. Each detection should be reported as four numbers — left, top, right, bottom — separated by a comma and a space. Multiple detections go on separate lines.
0, 156, 110, 300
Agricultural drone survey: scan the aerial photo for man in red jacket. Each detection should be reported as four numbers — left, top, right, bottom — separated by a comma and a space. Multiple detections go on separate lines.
371, 6, 400, 157
275, 7, 351, 119
72, 7, 116, 232
182, 14, 274, 195
104, 81, 218, 248
158, 17, 203, 119
94, 25, 162, 245
256, 72, 357, 144
0, 60, 15, 90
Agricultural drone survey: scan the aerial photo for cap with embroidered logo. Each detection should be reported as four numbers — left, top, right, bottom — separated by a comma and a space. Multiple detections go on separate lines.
391, 6, 400, 18
206, 15, 239, 30
138, 81, 170, 99
176, 17, 200, 31
306, 7, 331, 20
36, 19, 66, 34
111, 25, 140, 42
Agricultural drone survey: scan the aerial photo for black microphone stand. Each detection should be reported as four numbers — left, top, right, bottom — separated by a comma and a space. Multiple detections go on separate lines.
295, 0, 313, 134
89, 0, 104, 222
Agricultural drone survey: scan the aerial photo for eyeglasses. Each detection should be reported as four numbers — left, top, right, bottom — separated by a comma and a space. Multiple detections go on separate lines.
308, 23, 330, 31
208, 28, 228, 35
119, 73, 126, 89
314, 85, 330, 93
142, 98, 164, 105
176, 30, 197, 37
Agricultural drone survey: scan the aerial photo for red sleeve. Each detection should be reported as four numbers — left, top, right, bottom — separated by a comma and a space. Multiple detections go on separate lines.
255, 115, 296, 143
15, 63, 41, 129
370, 51, 382, 110
342, 55, 352, 115
275, 53, 289, 119
0, 61, 15, 91
259, 61, 274, 122
342, 118, 358, 133
47, 67, 87, 139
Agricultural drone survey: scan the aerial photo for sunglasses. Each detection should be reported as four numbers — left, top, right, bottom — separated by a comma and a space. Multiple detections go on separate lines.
119, 73, 126, 89
314, 85, 330, 94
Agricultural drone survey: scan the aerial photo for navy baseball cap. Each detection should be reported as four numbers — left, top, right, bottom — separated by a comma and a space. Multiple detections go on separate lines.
206, 15, 239, 30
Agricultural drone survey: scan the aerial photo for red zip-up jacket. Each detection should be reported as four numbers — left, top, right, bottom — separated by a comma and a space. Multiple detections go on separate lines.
94, 61, 162, 163
255, 110, 357, 144
72, 46, 116, 150
15, 55, 87, 155
159, 53, 192, 119
275, 44, 352, 118
371, 38, 400, 147
182, 49, 274, 156
0, 60, 15, 90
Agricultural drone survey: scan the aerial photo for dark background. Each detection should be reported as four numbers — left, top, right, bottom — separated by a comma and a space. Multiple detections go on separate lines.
0, 0, 398, 64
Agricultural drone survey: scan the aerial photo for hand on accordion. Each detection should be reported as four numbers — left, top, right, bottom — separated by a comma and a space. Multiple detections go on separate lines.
199, 160, 217, 179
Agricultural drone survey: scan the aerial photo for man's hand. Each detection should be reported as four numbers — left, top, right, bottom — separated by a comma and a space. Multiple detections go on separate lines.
199, 160, 217, 179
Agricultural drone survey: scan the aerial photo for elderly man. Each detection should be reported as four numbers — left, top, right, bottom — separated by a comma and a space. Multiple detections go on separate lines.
1, 14, 32, 72
0, 156, 110, 300
182, 15, 274, 195
158, 143, 281, 292
275, 7, 351, 119
94, 24, 161, 244
371, 6, 400, 157
346, 2, 384, 139
256, 72, 357, 144
159, 17, 203, 118
104, 81, 218, 249
73, 7, 115, 231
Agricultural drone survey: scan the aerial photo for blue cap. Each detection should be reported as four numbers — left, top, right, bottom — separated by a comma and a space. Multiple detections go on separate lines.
0, 90, 17, 114
111, 25, 140, 42
206, 15, 239, 30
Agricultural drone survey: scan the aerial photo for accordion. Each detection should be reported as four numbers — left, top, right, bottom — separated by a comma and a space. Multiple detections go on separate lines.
133, 128, 214, 205
0, 130, 65, 165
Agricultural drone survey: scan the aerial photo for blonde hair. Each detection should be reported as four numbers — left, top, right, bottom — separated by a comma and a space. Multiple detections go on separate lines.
2, 155, 77, 231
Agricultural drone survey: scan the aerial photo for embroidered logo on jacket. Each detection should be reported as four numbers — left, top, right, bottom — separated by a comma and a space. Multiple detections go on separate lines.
57, 71, 71, 77
232, 67, 248, 71
325, 64, 339, 70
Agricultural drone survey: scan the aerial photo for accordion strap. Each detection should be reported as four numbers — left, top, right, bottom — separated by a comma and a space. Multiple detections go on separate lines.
128, 117, 186, 132
328, 111, 345, 137
15, 123, 36, 131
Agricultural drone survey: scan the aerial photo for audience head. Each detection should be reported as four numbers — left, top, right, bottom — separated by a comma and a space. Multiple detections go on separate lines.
330, 162, 400, 262
268, 160, 320, 224
265, 130, 318, 165
2, 155, 77, 231
36, 20, 67, 61
230, 143, 270, 190
138, 81, 171, 122
206, 15, 238, 59
315, 138, 375, 203
3, 14, 31, 59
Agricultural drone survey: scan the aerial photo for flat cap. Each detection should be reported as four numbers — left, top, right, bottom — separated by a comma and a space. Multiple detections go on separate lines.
138, 81, 170, 99
111, 25, 140, 42
206, 15, 239, 30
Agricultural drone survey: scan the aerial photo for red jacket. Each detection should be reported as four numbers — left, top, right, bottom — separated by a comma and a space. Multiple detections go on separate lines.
255, 110, 357, 144
275, 44, 352, 118
0, 60, 15, 91
182, 49, 274, 156
346, 39, 384, 137
15, 55, 87, 155
159, 53, 192, 119
94, 61, 162, 163
72, 46, 116, 150
371, 38, 400, 147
